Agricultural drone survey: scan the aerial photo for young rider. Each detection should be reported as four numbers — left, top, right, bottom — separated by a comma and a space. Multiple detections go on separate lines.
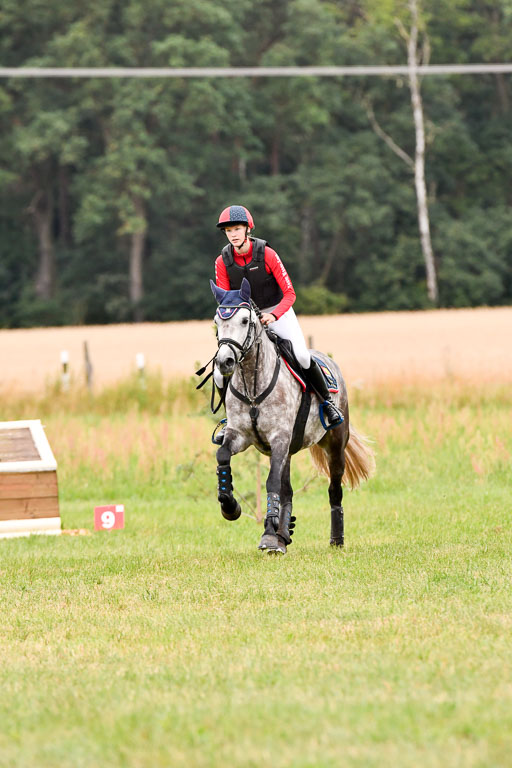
213, 204, 343, 441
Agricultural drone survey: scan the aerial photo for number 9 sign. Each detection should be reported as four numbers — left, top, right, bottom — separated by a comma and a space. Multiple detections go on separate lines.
94, 504, 125, 531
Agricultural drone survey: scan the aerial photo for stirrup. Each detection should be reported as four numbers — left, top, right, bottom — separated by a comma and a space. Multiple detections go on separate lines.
319, 402, 344, 431
212, 418, 227, 445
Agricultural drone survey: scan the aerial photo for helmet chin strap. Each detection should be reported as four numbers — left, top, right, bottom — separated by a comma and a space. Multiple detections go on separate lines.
237, 226, 250, 251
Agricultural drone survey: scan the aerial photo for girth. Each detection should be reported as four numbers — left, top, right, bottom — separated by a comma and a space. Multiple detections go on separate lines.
289, 388, 312, 455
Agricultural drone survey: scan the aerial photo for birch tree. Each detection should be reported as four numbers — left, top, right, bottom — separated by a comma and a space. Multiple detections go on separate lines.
403, 0, 437, 303
364, 0, 438, 303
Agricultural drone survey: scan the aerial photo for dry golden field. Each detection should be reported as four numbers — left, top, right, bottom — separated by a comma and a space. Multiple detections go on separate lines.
1, 306, 511, 392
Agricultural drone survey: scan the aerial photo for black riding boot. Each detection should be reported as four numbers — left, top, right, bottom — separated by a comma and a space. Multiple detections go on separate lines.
305, 359, 344, 429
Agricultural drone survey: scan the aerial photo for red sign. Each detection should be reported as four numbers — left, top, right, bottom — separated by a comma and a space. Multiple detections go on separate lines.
94, 504, 125, 531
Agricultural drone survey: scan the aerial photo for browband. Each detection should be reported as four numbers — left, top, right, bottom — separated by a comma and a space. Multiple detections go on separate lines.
216, 301, 251, 320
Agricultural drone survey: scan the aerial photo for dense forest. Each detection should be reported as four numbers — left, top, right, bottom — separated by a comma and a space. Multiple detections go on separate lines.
1, 0, 511, 327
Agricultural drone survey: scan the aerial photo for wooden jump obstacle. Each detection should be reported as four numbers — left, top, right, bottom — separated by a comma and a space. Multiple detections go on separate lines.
0, 420, 61, 538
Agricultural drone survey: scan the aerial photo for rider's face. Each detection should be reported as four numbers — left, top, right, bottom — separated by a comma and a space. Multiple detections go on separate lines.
224, 225, 247, 249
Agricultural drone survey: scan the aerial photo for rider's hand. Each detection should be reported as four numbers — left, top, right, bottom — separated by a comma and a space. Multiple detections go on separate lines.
260, 313, 276, 327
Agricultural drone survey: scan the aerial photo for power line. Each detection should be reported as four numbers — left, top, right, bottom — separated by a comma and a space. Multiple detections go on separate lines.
1, 64, 512, 78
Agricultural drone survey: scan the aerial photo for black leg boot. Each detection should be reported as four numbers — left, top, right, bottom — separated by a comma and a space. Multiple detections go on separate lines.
258, 493, 280, 551
276, 502, 296, 554
305, 359, 344, 429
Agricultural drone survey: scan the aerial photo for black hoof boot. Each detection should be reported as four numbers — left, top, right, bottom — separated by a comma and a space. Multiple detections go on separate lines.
217, 464, 241, 521
276, 502, 296, 555
258, 493, 280, 552
330, 505, 344, 547
219, 494, 241, 521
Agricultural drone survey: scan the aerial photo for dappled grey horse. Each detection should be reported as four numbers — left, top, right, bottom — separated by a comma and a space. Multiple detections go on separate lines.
209, 278, 374, 554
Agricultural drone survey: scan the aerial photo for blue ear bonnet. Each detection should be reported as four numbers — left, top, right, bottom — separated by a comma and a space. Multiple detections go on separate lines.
210, 277, 252, 319
216, 291, 251, 320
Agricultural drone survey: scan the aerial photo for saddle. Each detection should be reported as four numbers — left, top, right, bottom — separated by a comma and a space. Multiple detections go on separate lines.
266, 331, 339, 394
265, 331, 341, 452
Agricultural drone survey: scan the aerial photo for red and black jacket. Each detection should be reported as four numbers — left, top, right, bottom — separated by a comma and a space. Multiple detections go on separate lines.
215, 238, 296, 319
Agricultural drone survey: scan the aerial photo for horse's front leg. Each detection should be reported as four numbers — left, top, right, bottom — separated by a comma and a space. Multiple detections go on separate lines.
216, 432, 248, 521
258, 441, 290, 553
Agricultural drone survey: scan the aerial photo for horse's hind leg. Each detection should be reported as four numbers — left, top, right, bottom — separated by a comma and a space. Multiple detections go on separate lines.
330, 486, 344, 547
325, 432, 345, 547
274, 457, 296, 555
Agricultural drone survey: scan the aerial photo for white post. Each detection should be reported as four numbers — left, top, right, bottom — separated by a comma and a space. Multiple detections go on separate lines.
136, 352, 146, 388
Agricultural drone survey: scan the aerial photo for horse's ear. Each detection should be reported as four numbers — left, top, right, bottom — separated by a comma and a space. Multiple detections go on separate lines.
240, 277, 251, 301
210, 279, 227, 305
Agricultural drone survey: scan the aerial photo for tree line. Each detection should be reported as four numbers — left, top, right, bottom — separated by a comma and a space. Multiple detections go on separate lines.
1, 0, 511, 327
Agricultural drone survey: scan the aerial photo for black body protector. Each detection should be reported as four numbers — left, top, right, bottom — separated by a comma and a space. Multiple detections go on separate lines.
221, 237, 283, 310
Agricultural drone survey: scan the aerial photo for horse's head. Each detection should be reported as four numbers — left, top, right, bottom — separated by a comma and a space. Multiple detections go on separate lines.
210, 278, 259, 377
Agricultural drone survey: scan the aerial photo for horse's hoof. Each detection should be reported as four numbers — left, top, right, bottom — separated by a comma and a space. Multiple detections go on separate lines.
272, 535, 288, 555
330, 538, 344, 548
221, 504, 241, 521
268, 539, 287, 555
258, 533, 278, 551
219, 494, 241, 521
266, 546, 286, 556
222, 505, 241, 521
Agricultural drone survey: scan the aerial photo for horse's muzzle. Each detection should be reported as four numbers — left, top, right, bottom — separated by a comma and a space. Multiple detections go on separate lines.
217, 355, 236, 376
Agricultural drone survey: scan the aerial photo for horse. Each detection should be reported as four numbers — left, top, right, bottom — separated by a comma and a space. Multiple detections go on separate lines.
208, 277, 375, 554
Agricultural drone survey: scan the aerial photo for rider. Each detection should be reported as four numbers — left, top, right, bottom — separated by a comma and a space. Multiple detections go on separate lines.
213, 204, 343, 441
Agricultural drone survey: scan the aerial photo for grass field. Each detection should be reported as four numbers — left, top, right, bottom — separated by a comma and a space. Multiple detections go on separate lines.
1, 376, 511, 767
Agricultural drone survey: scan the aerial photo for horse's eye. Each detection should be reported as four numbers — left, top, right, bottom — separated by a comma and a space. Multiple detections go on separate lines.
241, 317, 249, 325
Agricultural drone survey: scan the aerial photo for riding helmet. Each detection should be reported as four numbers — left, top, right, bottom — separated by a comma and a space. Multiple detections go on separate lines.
216, 205, 254, 229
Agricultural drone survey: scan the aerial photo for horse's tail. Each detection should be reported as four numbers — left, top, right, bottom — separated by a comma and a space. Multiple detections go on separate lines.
309, 425, 375, 490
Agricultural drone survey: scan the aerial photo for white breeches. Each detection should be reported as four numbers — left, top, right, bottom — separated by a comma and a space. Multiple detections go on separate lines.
214, 306, 311, 387
266, 306, 311, 369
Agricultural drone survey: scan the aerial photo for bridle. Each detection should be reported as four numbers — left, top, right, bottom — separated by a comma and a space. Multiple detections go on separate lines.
197, 299, 281, 446
215, 301, 262, 365
216, 300, 281, 451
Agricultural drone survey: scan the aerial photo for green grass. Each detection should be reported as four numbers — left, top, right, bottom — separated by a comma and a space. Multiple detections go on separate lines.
0, 379, 511, 767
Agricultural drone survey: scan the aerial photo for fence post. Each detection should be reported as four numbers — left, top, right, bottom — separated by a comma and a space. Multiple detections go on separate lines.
84, 341, 93, 393
60, 350, 70, 391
